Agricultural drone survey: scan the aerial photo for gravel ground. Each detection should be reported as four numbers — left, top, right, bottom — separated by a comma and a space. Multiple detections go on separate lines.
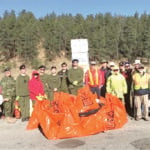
0, 116, 150, 150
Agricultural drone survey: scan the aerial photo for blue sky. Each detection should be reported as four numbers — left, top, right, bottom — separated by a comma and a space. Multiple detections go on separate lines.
0, 0, 150, 18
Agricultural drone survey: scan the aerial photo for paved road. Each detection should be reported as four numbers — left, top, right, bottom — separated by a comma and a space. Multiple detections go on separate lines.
0, 117, 150, 150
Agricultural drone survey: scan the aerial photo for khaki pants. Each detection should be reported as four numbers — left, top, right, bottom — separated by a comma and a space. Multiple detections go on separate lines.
135, 94, 149, 119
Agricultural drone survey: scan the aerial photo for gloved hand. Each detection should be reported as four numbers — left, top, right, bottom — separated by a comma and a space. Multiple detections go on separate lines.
99, 85, 103, 89
54, 88, 58, 91
0, 95, 3, 105
95, 98, 100, 103
73, 81, 78, 86
16, 96, 20, 101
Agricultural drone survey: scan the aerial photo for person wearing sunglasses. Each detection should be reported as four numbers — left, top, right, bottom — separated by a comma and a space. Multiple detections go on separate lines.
106, 65, 127, 103
132, 64, 150, 121
85, 61, 103, 98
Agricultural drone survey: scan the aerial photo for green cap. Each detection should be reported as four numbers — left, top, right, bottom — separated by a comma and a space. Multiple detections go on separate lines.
4, 67, 10, 72
101, 59, 108, 63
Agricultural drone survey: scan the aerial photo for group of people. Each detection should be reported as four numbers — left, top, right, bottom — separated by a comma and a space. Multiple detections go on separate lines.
0, 58, 149, 123
87, 59, 150, 121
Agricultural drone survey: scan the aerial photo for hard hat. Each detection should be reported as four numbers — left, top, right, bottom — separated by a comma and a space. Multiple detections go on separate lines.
113, 65, 119, 70
133, 59, 141, 65
90, 61, 96, 65
109, 62, 115, 66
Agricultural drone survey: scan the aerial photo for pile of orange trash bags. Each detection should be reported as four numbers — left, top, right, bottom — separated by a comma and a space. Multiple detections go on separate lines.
26, 86, 128, 140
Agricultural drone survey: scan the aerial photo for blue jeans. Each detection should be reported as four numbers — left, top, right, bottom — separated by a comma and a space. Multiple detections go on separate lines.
90, 87, 101, 98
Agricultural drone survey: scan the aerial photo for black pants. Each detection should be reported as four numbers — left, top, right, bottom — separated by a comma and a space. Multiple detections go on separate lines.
90, 87, 101, 98
101, 85, 106, 97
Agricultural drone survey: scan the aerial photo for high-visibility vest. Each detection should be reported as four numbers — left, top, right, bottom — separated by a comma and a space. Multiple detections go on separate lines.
133, 73, 149, 90
88, 68, 99, 86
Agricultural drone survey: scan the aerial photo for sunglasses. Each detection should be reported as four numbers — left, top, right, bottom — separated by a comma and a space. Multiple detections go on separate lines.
113, 69, 119, 71
34, 73, 39, 76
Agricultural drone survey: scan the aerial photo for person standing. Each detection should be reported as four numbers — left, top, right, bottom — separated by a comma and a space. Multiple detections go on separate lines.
132, 64, 150, 121
28, 70, 44, 106
16, 65, 30, 122
0, 68, 16, 123
124, 62, 133, 116
47, 66, 61, 100
106, 65, 127, 103
132, 59, 141, 75
119, 61, 127, 78
100, 59, 109, 97
107, 61, 116, 78
58, 62, 69, 93
38, 65, 49, 97
85, 61, 104, 98
68, 59, 84, 95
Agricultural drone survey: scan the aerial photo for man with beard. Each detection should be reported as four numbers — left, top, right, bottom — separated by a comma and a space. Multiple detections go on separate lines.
38, 65, 49, 97
85, 61, 104, 98
68, 59, 84, 95
58, 62, 69, 93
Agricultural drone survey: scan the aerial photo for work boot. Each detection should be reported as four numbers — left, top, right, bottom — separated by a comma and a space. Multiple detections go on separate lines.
25, 117, 30, 121
135, 117, 141, 121
0, 115, 5, 119
22, 118, 26, 122
95, 99, 105, 107
5, 117, 17, 123
144, 118, 149, 121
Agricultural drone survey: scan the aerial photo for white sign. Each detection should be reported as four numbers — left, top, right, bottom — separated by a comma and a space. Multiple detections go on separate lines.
71, 39, 89, 72
72, 52, 89, 65
0, 95, 3, 105
71, 39, 88, 53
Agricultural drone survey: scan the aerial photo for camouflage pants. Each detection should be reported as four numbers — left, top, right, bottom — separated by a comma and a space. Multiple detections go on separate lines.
3, 96, 15, 117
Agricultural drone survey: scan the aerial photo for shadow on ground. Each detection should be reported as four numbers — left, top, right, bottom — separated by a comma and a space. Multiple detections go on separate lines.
131, 138, 150, 150
55, 139, 85, 149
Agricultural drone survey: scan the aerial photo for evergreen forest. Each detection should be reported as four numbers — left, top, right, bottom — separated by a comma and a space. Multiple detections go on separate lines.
0, 10, 150, 66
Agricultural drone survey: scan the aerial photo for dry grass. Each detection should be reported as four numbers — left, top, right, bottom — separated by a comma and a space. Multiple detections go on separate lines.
0, 51, 149, 80
0, 56, 71, 80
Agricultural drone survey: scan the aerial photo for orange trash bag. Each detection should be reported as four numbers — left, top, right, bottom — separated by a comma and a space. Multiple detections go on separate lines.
14, 100, 21, 119
103, 94, 128, 130
26, 88, 128, 140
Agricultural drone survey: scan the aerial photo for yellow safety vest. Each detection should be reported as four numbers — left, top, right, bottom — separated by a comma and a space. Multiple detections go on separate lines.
88, 68, 99, 86
133, 73, 149, 90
